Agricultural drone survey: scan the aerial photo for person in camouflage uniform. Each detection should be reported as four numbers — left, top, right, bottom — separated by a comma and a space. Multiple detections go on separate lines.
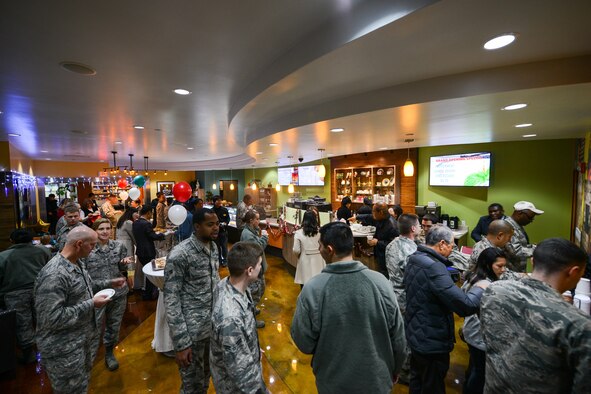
468, 219, 514, 268
35, 226, 125, 394
210, 242, 268, 394
384, 213, 420, 385
164, 208, 220, 394
503, 201, 544, 272
481, 238, 590, 394
240, 210, 268, 328
56, 203, 85, 251
83, 218, 133, 371
0, 229, 51, 363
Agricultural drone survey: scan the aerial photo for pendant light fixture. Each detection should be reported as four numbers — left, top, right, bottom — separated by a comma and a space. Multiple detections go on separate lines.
251, 166, 257, 191
317, 148, 326, 177
274, 161, 281, 192
212, 169, 217, 190
287, 155, 295, 194
230, 168, 235, 190
403, 139, 415, 177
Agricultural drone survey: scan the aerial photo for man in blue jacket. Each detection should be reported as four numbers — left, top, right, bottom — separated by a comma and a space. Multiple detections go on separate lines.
404, 224, 488, 394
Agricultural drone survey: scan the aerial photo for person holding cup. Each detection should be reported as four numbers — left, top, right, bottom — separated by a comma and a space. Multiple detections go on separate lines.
240, 210, 269, 328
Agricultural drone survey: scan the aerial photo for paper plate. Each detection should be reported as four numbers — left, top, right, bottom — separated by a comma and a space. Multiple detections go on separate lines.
95, 288, 115, 299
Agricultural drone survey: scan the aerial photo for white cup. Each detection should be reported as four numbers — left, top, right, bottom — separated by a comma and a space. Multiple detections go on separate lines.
575, 278, 590, 295
574, 294, 591, 315
367, 235, 374, 241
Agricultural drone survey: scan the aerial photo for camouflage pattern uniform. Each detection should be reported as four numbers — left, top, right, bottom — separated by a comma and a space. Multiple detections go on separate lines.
164, 234, 220, 394
481, 277, 591, 394
503, 216, 533, 272
240, 226, 268, 304
56, 221, 85, 252
210, 278, 267, 394
235, 201, 252, 230
35, 254, 111, 394
468, 237, 496, 269
82, 240, 130, 349
0, 243, 51, 349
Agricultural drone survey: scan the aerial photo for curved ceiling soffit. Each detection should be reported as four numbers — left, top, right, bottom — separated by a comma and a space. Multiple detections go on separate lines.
239, 54, 591, 147
226, 0, 438, 132
152, 153, 256, 171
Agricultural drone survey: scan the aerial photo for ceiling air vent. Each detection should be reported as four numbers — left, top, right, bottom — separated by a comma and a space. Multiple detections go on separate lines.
59, 61, 96, 75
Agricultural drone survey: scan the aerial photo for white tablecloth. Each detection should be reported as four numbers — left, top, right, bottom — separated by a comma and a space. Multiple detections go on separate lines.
142, 263, 174, 353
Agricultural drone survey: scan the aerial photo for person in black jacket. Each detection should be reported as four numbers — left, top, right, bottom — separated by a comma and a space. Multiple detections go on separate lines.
212, 195, 230, 266
404, 224, 488, 394
353, 202, 399, 277
336, 196, 353, 224
132, 205, 165, 300
356, 197, 373, 215
471, 203, 506, 242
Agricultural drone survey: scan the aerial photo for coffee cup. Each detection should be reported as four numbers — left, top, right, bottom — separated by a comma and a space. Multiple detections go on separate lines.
575, 278, 590, 295
574, 294, 591, 315
367, 235, 374, 241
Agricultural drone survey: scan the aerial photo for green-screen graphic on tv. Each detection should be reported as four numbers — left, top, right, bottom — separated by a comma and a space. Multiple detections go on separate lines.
429, 152, 491, 187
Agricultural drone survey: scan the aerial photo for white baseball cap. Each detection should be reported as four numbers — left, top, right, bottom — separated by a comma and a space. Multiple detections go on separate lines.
513, 201, 544, 215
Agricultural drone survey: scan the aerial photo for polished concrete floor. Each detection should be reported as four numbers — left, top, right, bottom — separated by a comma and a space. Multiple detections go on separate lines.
1, 252, 470, 393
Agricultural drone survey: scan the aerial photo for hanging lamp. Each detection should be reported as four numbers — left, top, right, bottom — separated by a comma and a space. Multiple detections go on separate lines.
212, 169, 217, 190
251, 166, 257, 191
317, 148, 326, 177
230, 168, 235, 190
274, 161, 281, 192
403, 139, 415, 177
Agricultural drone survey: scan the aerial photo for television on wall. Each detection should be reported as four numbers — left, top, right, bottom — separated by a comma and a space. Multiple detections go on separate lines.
429, 152, 491, 187
277, 166, 325, 186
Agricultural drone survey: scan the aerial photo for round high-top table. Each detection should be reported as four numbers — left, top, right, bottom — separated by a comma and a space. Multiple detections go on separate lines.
142, 263, 173, 353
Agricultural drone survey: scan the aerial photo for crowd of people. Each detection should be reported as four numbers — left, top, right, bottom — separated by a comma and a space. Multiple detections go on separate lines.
0, 193, 589, 394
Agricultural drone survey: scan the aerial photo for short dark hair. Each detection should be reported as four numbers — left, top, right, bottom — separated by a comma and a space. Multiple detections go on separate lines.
243, 210, 258, 225
193, 207, 215, 225
392, 205, 403, 217
398, 213, 419, 235
243, 194, 253, 202
533, 238, 587, 274
319, 222, 353, 257
488, 203, 503, 211
10, 229, 33, 244
422, 213, 439, 224
212, 195, 222, 203
193, 198, 203, 205
63, 203, 79, 214
341, 196, 352, 206
48, 193, 56, 198
466, 247, 506, 285
140, 205, 153, 216
156, 192, 164, 198
88, 192, 95, 198
227, 242, 263, 277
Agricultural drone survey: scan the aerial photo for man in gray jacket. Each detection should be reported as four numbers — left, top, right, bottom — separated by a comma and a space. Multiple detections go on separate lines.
291, 222, 406, 394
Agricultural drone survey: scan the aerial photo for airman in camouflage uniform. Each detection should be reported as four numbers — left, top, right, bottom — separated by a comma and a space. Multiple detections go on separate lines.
56, 221, 85, 252
468, 220, 514, 268
82, 226, 131, 371
210, 242, 267, 394
35, 226, 123, 394
164, 208, 220, 394
480, 238, 590, 394
503, 201, 544, 272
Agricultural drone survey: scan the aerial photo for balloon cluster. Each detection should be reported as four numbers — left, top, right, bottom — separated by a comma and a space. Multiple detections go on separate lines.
167, 182, 193, 225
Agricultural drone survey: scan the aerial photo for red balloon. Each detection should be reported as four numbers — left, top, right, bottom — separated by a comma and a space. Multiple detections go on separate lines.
117, 178, 128, 188
172, 181, 192, 203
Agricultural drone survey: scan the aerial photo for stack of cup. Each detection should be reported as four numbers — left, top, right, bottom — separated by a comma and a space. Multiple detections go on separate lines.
574, 278, 590, 315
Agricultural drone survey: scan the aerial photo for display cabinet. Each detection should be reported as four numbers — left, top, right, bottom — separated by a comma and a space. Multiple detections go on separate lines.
334, 166, 399, 205
245, 187, 277, 217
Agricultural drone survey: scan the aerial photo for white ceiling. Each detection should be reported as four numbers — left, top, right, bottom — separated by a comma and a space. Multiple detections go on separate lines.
1, 0, 591, 170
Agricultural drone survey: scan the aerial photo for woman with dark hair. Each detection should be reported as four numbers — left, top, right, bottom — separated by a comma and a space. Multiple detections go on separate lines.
293, 211, 325, 286
462, 247, 507, 394
240, 209, 268, 328
116, 208, 138, 289
336, 196, 353, 224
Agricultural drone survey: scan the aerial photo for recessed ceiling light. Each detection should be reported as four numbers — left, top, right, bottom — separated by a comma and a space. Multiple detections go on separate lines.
330, 128, 344, 133
133, 125, 144, 130
502, 103, 527, 111
174, 88, 192, 95
484, 33, 517, 50
59, 61, 97, 75
256, 151, 263, 155
379, 147, 389, 150
515, 123, 533, 128
70, 129, 88, 135
187, 147, 194, 150
40, 150, 49, 153
154, 128, 162, 132
522, 134, 537, 138
269, 143, 278, 147
45, 158, 52, 160
115, 141, 123, 144
8, 133, 20, 137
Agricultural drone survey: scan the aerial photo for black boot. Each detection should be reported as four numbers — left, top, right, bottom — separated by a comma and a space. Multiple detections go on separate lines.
105, 346, 119, 371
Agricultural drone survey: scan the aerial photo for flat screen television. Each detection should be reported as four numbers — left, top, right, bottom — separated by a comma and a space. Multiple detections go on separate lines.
277, 166, 325, 186
429, 152, 491, 187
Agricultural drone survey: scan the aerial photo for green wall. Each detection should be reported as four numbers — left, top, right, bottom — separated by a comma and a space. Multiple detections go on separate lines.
418, 139, 577, 246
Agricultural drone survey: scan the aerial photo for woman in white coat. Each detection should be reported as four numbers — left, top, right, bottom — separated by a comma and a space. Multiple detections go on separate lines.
293, 211, 325, 286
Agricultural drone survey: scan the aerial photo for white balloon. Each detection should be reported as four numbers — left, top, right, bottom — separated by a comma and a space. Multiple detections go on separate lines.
168, 205, 188, 225
128, 187, 141, 200
119, 191, 129, 201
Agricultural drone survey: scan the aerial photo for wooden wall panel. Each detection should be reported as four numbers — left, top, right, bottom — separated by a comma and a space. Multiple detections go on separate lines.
329, 149, 418, 214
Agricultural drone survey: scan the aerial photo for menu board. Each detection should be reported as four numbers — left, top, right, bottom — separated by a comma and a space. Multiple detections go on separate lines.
278, 167, 293, 185
429, 152, 491, 187
278, 166, 324, 186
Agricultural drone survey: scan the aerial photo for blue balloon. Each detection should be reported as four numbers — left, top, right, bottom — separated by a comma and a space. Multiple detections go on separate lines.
133, 175, 146, 187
